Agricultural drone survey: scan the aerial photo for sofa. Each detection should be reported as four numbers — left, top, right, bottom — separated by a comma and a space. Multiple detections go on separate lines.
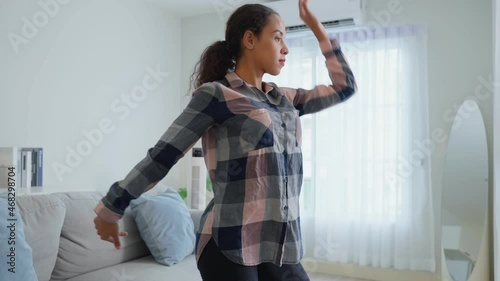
1, 187, 204, 281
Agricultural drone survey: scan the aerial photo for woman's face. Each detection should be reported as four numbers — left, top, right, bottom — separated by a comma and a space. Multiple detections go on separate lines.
251, 14, 289, 76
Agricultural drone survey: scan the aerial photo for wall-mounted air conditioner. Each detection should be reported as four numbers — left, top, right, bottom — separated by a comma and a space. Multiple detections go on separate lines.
264, 0, 365, 32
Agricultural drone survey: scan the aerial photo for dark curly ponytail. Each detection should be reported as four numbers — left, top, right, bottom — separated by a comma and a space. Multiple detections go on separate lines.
189, 40, 234, 93
189, 4, 278, 93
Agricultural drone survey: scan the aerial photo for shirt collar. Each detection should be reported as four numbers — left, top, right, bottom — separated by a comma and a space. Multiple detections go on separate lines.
225, 72, 275, 94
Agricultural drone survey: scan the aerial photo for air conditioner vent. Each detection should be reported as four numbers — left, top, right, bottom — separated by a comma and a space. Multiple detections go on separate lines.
286, 18, 356, 33
265, 0, 365, 28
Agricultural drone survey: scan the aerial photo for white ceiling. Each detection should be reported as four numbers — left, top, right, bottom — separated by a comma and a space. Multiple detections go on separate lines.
141, 0, 276, 18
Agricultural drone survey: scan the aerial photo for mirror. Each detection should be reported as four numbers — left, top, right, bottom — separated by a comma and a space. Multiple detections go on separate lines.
441, 100, 488, 281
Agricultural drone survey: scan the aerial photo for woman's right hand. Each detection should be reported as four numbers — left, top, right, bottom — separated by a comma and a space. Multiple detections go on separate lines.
94, 216, 128, 249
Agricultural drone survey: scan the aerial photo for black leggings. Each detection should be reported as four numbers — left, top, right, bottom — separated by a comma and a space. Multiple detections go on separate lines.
197, 238, 310, 281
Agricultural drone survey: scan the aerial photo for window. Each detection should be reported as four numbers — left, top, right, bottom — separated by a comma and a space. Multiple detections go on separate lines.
265, 25, 435, 271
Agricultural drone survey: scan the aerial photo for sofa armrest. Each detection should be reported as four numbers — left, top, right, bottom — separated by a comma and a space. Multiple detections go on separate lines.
188, 209, 204, 234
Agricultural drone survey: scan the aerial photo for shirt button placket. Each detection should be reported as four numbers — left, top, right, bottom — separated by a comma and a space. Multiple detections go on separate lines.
283, 177, 289, 214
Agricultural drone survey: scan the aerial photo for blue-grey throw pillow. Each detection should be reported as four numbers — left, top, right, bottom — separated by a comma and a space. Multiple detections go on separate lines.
0, 192, 38, 281
127, 187, 195, 266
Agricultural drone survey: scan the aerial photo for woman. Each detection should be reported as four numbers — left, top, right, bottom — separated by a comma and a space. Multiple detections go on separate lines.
94, 0, 357, 280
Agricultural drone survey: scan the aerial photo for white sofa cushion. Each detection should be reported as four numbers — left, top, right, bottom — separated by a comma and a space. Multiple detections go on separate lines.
65, 254, 202, 281
50, 192, 150, 281
17, 194, 66, 281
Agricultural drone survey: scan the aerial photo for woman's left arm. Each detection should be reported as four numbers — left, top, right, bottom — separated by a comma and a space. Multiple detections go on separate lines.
277, 0, 357, 116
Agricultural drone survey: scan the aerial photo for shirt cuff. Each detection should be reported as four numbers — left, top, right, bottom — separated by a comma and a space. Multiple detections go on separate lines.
94, 200, 122, 223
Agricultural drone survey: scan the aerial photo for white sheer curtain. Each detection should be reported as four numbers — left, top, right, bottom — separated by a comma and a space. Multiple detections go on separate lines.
266, 24, 435, 272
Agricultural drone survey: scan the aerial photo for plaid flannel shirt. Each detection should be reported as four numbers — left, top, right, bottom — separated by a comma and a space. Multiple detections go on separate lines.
95, 38, 357, 266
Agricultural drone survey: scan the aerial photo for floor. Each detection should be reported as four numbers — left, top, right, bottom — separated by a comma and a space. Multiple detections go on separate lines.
308, 272, 374, 281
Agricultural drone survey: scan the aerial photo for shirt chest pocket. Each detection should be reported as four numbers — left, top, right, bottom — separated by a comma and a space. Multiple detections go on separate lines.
239, 109, 274, 154
281, 109, 302, 148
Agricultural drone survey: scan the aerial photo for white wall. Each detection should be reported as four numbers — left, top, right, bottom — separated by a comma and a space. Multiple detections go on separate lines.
0, 0, 184, 191
442, 225, 462, 250
177, 9, 228, 189
180, 0, 493, 280
494, 0, 500, 279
